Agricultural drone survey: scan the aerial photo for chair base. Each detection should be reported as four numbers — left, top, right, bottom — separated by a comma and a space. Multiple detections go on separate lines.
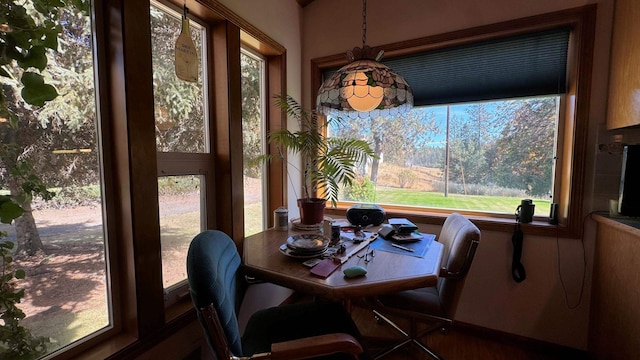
371, 310, 445, 360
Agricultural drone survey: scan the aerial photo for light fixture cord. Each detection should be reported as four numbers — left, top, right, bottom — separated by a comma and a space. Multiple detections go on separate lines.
362, 0, 367, 47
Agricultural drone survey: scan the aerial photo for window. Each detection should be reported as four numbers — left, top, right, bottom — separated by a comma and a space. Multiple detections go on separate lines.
241, 49, 267, 236
0, 0, 110, 357
1, 0, 284, 357
157, 175, 203, 288
315, 6, 595, 237
150, 2, 210, 298
239, 29, 287, 235
151, 3, 207, 154
332, 97, 559, 215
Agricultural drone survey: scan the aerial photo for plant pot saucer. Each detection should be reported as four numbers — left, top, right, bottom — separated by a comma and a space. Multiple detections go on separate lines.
290, 216, 334, 231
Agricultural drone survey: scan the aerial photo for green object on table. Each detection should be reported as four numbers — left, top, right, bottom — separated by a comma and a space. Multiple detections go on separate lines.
343, 265, 367, 278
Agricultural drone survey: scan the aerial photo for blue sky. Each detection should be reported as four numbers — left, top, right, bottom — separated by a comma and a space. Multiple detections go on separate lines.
412, 101, 501, 147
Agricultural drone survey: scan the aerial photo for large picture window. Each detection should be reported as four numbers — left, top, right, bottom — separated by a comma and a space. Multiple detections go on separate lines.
332, 96, 559, 215
315, 6, 595, 237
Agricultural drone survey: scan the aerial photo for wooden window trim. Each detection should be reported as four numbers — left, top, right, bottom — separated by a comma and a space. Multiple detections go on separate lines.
151, 1, 214, 307
315, 5, 596, 239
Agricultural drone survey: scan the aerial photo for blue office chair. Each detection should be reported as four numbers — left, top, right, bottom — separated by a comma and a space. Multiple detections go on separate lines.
187, 230, 365, 360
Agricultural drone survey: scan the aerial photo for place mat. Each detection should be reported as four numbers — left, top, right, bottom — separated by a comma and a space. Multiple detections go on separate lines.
370, 233, 435, 258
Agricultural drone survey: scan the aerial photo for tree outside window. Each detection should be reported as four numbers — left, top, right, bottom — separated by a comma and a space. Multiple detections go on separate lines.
1, 0, 109, 357
241, 49, 266, 236
335, 97, 557, 214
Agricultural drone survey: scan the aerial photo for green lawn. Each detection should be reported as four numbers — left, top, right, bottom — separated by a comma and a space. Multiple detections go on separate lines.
372, 188, 550, 214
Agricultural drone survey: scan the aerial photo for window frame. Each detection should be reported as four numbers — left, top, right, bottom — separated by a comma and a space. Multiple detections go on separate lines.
240, 47, 270, 234
150, 0, 213, 305
47, 0, 288, 358
240, 29, 289, 245
312, 5, 596, 239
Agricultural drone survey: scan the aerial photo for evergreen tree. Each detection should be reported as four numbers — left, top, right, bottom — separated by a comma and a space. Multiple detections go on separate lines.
493, 98, 557, 196
150, 6, 204, 153
241, 52, 263, 178
1, 0, 91, 256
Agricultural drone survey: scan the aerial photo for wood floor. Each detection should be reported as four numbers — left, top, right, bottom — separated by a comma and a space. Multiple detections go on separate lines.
348, 304, 590, 360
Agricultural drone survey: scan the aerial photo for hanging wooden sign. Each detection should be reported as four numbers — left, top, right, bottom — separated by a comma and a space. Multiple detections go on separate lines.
175, 5, 198, 82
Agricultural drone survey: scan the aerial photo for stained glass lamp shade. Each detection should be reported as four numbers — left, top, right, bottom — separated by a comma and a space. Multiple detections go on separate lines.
316, 56, 413, 119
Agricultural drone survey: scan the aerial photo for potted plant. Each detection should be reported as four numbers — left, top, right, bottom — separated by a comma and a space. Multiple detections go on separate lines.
266, 95, 376, 225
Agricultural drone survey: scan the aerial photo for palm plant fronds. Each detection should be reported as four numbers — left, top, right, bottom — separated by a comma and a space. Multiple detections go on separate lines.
266, 94, 377, 207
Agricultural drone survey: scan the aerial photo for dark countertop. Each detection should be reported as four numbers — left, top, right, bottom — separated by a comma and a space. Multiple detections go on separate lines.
593, 211, 640, 234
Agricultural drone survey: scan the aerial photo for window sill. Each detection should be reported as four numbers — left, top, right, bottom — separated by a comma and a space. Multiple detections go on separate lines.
51, 333, 137, 360
326, 205, 577, 238
166, 296, 196, 322
53, 299, 197, 360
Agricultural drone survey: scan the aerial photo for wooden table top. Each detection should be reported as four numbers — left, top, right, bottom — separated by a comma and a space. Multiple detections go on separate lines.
242, 228, 444, 300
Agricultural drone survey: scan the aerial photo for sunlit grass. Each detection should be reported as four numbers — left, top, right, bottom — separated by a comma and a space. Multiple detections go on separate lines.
25, 303, 110, 354
244, 201, 264, 236
373, 188, 550, 214
160, 210, 201, 287
19, 226, 109, 354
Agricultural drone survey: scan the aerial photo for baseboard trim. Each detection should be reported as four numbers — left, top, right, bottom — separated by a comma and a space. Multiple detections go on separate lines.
452, 321, 590, 358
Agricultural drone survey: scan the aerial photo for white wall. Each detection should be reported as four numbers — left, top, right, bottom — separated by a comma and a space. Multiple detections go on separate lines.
218, 0, 302, 99
300, 0, 616, 350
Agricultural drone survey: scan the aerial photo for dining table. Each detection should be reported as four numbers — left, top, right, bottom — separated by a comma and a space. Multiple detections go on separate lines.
242, 226, 444, 301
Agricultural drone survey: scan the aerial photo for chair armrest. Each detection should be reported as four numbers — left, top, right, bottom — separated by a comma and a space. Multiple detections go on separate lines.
270, 333, 363, 360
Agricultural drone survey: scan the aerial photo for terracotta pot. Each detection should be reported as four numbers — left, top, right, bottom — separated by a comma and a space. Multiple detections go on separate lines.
298, 198, 326, 225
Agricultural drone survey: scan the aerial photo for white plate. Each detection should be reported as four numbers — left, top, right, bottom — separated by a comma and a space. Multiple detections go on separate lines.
286, 234, 329, 252
279, 244, 327, 259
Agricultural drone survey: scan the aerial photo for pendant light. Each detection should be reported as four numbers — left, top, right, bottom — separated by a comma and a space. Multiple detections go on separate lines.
316, 0, 413, 119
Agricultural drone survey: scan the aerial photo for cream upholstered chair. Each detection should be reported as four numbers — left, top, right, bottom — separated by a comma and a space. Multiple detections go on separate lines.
370, 213, 480, 359
187, 230, 365, 360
